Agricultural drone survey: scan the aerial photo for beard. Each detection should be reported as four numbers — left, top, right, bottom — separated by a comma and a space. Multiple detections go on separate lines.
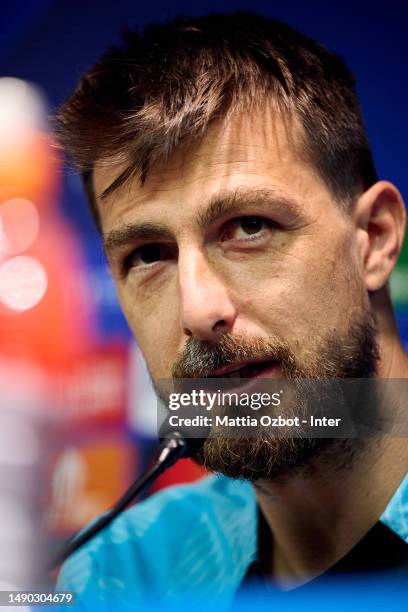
162, 308, 380, 481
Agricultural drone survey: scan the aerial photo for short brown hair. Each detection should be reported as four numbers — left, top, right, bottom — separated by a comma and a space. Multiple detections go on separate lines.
55, 12, 378, 230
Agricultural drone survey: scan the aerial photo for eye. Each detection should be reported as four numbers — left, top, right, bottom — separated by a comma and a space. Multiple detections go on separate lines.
239, 217, 265, 235
123, 243, 171, 272
220, 216, 271, 242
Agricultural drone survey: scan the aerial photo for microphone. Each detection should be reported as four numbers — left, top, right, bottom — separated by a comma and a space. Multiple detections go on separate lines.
49, 426, 208, 570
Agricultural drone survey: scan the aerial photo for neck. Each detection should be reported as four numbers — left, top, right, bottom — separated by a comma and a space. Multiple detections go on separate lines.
254, 309, 408, 589
254, 437, 407, 589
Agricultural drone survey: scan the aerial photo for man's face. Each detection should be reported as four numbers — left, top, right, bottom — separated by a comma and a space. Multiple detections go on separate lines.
94, 110, 378, 478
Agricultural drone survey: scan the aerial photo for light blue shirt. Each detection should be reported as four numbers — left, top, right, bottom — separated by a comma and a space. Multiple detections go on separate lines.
57, 472, 408, 610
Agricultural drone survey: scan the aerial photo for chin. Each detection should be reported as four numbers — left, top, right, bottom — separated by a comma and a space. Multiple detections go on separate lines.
193, 436, 361, 481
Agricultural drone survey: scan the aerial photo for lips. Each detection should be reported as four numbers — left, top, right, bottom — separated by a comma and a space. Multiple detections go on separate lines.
207, 359, 277, 379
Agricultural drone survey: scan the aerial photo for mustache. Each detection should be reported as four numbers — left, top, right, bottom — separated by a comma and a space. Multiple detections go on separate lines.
171, 333, 296, 378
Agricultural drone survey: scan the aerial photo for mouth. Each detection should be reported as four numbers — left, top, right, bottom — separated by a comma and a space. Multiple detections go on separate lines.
206, 359, 278, 379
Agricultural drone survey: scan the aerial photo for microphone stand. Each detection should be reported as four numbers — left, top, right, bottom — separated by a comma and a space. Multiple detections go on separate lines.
49, 432, 205, 571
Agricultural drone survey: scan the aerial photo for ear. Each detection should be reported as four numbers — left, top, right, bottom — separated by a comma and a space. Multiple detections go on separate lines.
353, 181, 406, 292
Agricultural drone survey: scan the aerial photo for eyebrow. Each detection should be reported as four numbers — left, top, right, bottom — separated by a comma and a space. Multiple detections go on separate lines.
103, 187, 301, 257
196, 187, 301, 229
104, 222, 174, 256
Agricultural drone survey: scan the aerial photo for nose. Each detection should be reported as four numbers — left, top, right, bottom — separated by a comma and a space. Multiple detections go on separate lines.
178, 248, 237, 341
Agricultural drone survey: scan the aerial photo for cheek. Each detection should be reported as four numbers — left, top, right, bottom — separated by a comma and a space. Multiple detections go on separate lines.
233, 234, 365, 342
118, 285, 181, 377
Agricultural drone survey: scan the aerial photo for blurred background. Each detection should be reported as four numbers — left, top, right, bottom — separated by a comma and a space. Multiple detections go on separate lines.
0, 0, 407, 585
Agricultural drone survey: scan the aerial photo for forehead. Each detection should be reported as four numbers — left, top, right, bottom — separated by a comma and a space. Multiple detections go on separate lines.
93, 109, 331, 232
